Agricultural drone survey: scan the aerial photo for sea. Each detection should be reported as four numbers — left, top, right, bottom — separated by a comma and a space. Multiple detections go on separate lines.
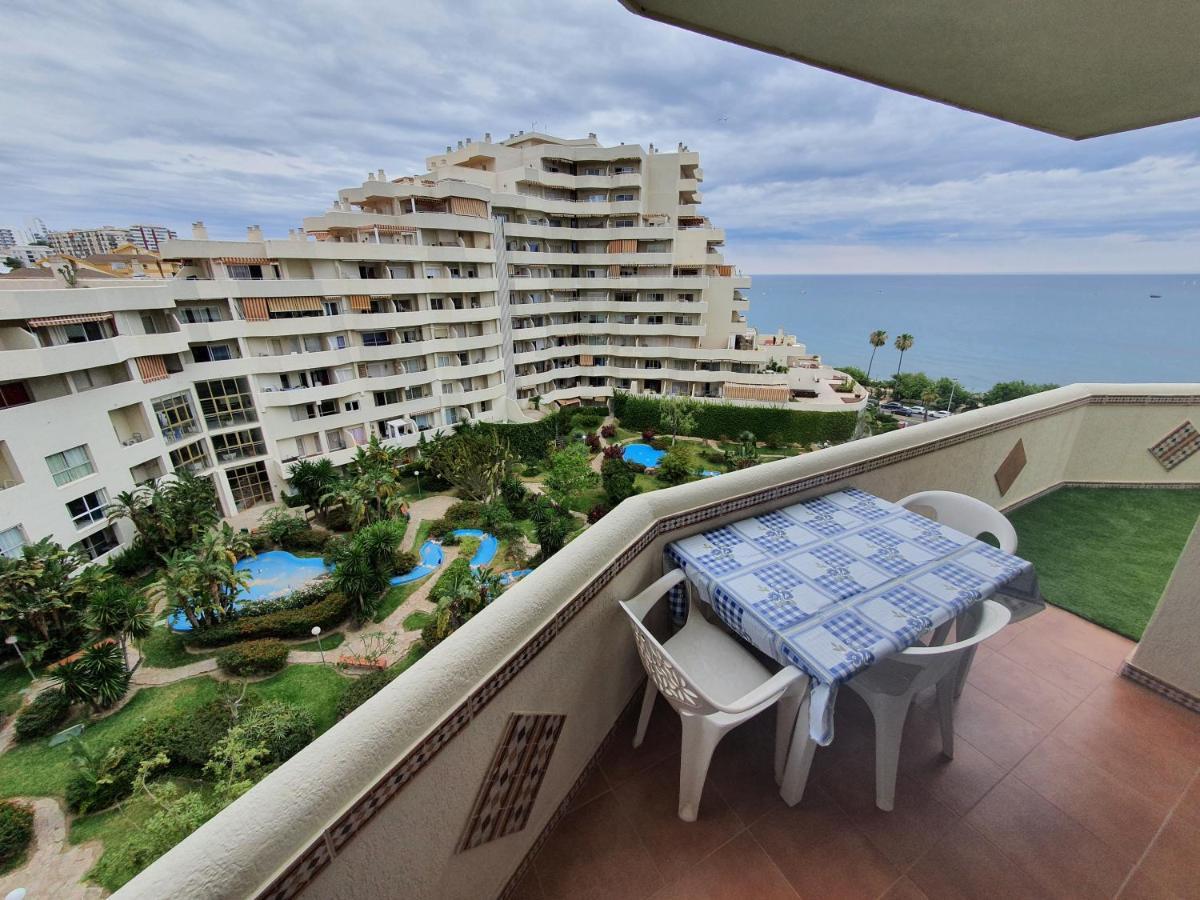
745, 274, 1200, 391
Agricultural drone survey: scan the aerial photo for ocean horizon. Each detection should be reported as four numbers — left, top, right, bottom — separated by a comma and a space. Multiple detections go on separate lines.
744, 274, 1200, 391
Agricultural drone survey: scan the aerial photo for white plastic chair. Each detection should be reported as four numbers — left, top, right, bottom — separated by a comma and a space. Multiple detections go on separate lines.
847, 599, 1011, 811
620, 569, 810, 821
897, 490, 1018, 696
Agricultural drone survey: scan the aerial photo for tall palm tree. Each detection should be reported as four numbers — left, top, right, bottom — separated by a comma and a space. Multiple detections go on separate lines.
85, 582, 153, 670
894, 333, 915, 376
920, 388, 940, 422
866, 330, 888, 381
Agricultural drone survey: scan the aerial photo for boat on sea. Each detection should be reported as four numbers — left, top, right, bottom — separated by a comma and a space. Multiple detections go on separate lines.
1149, 294, 1162, 299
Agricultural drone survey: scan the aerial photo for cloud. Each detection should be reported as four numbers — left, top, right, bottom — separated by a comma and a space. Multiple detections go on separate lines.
0, 0, 1198, 271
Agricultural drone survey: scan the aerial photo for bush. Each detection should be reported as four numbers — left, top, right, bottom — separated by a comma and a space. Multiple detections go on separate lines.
641, 427, 657, 441
14, 688, 71, 742
587, 503, 610, 523
0, 800, 33, 873
337, 667, 403, 719
427, 518, 452, 540
216, 639, 289, 676
521, 461, 541, 476
601, 457, 638, 506
188, 591, 352, 646
614, 392, 857, 446
259, 509, 310, 546
282, 528, 329, 553
457, 537, 481, 560
585, 432, 601, 451
245, 532, 272, 554
658, 444, 694, 485
237, 578, 335, 619
320, 505, 353, 532
234, 700, 315, 763
499, 477, 530, 515
393, 550, 418, 577
573, 413, 603, 431
441, 531, 461, 546
600, 423, 616, 439
106, 541, 156, 578
444, 501, 483, 527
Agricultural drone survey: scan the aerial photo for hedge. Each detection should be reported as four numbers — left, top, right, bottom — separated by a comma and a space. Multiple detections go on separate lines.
238, 578, 335, 619
187, 591, 352, 647
612, 392, 856, 446
14, 689, 71, 743
0, 801, 33, 874
216, 639, 289, 676
479, 406, 602, 463
336, 667, 403, 719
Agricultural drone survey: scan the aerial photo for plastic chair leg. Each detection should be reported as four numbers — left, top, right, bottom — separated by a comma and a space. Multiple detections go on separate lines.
773, 684, 806, 785
952, 645, 977, 700
779, 691, 817, 807
677, 715, 724, 822
633, 679, 657, 749
868, 693, 912, 812
936, 677, 956, 759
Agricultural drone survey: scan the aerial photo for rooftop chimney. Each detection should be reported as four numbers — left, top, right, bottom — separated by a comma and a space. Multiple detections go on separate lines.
377, 168, 385, 180
588, 132, 597, 140
247, 225, 263, 242
484, 132, 492, 142
191, 221, 208, 240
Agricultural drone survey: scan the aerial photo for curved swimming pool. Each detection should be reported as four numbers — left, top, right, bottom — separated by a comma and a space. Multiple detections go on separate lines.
388, 529, 498, 585
622, 443, 665, 468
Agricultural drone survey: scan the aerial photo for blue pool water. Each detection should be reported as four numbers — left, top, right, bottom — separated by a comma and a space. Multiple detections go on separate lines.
389, 539, 444, 585
699, 470, 721, 478
501, 568, 533, 585
169, 550, 330, 631
623, 443, 665, 468
388, 529, 498, 585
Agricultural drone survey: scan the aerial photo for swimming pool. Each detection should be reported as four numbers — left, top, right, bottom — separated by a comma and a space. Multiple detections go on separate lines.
388, 529, 499, 585
699, 469, 721, 478
623, 443, 666, 468
168, 550, 331, 631
500, 568, 533, 585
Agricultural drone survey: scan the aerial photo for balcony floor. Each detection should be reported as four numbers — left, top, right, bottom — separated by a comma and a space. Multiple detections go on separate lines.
515, 605, 1200, 899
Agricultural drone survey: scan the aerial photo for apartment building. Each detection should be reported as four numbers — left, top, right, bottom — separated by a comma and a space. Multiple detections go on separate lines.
127, 224, 178, 253
46, 223, 177, 257
0, 133, 856, 564
0, 229, 16, 250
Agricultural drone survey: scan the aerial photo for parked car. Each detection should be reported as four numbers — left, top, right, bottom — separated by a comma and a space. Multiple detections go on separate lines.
902, 405, 926, 417
880, 401, 907, 413
928, 409, 952, 419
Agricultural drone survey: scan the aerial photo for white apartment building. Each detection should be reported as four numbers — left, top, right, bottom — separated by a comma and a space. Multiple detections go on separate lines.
1, 244, 51, 268
0, 133, 858, 564
0, 229, 16, 250
127, 224, 178, 253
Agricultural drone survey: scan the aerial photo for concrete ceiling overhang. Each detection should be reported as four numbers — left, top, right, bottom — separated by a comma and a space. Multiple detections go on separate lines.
619, 0, 1200, 139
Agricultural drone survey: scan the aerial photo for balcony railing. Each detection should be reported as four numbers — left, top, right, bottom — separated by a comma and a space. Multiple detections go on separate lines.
123, 384, 1200, 900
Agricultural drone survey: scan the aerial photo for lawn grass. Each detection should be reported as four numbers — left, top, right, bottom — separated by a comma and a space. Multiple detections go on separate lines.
1008, 487, 1200, 640
0, 665, 33, 717
402, 610, 432, 632
137, 626, 216, 669
291, 631, 345, 652
253, 665, 349, 734
561, 485, 606, 515
374, 577, 429, 623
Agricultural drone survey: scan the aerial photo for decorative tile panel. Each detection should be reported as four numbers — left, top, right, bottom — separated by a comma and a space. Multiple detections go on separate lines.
457, 713, 566, 853
1149, 421, 1200, 470
994, 439, 1027, 496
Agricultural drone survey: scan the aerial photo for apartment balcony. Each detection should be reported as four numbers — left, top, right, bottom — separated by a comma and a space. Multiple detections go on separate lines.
503, 223, 669, 241
124, 384, 1200, 900
3, 332, 190, 380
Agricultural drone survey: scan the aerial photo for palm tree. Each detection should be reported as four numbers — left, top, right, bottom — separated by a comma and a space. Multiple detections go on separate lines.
866, 330, 887, 381
894, 333, 915, 376
920, 388, 940, 422
287, 458, 338, 515
85, 582, 153, 670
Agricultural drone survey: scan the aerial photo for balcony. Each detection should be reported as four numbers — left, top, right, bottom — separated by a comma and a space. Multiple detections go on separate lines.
123, 384, 1200, 899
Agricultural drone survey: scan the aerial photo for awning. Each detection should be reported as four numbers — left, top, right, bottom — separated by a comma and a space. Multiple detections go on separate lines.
266, 297, 322, 312
134, 355, 169, 383
448, 197, 488, 218
579, 354, 595, 366
240, 298, 269, 321
355, 224, 417, 234
609, 264, 621, 277
608, 239, 637, 253
220, 257, 273, 265
723, 383, 791, 403
716, 265, 734, 276
27, 312, 113, 327
348, 295, 373, 311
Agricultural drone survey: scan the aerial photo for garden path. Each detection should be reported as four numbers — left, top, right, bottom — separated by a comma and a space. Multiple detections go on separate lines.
130, 655, 218, 687
400, 494, 457, 551
0, 798, 105, 900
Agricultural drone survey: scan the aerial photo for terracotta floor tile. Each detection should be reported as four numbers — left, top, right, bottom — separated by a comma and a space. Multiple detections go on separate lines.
965, 776, 1131, 899
1117, 864, 1186, 900
1039, 605, 1135, 671
981, 615, 1030, 650
1083, 678, 1200, 761
649, 831, 799, 900
706, 710, 789, 828
1172, 774, 1200, 829
600, 693, 682, 788
908, 820, 1047, 900
752, 791, 901, 900
1137, 813, 1200, 898
507, 865, 546, 900
951, 684, 1047, 770
1014, 734, 1169, 863
880, 876, 931, 900
899, 708, 1008, 817
997, 627, 1112, 700
966, 648, 1083, 731
534, 790, 663, 900
567, 764, 612, 813
612, 754, 746, 886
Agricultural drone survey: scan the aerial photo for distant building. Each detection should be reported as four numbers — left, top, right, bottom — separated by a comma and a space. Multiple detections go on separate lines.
2, 244, 51, 268
45, 224, 177, 257
0, 229, 16, 250
127, 224, 178, 253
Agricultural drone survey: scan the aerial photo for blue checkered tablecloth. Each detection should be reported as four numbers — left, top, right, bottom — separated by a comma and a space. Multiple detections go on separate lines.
665, 488, 1043, 745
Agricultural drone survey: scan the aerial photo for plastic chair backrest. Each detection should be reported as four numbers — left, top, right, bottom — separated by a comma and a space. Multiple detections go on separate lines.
901, 600, 1011, 657
897, 490, 1018, 554
618, 600, 721, 716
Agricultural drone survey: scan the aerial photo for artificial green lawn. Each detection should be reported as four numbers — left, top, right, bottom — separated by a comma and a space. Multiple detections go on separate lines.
138, 626, 216, 668
402, 610, 432, 632
1008, 487, 1200, 640
0, 665, 33, 717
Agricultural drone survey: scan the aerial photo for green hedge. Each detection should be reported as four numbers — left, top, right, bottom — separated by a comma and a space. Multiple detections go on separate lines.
479, 406, 601, 463
216, 639, 289, 676
337, 667, 403, 719
14, 689, 71, 743
187, 591, 352, 647
612, 392, 856, 445
0, 801, 33, 874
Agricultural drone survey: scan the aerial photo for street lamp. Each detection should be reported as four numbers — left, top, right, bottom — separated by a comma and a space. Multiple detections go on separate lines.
310, 626, 325, 666
4, 636, 34, 682
414, 469, 422, 499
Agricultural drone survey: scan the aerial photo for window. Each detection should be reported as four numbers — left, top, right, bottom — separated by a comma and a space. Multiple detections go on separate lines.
46, 445, 94, 487
152, 391, 200, 442
229, 264, 263, 279
614, 193, 634, 202
343, 400, 359, 412
361, 331, 390, 347
67, 489, 109, 529
211, 428, 266, 462
75, 526, 118, 561
0, 382, 32, 409
169, 439, 211, 474
647, 315, 664, 325
358, 265, 377, 279
374, 389, 401, 407
191, 344, 232, 363
0, 526, 26, 560
225, 462, 273, 511
195, 378, 257, 428
322, 300, 340, 316
64, 321, 105, 343
180, 306, 221, 324
429, 297, 445, 310
584, 167, 601, 176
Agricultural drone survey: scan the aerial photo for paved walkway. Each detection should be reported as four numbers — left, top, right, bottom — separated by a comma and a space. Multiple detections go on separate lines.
401, 494, 456, 550
0, 798, 105, 899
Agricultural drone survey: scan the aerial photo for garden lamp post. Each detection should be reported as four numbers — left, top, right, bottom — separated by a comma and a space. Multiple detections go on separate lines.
414, 469, 422, 499
4, 636, 34, 682
311, 626, 325, 666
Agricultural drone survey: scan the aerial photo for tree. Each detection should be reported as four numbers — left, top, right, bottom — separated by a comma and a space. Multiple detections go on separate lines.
601, 457, 638, 507
529, 496, 573, 560
762, 358, 787, 374
2, 256, 23, 270
866, 330, 888, 381
51, 642, 131, 710
286, 458, 338, 515
544, 443, 598, 508
837, 365, 870, 386
658, 444, 694, 485
893, 333, 914, 376
85, 582, 153, 671
0, 538, 89, 657
162, 524, 253, 630
659, 396, 698, 445
429, 425, 512, 502
892, 371, 934, 403
328, 519, 405, 622
724, 431, 760, 470
106, 470, 219, 558
920, 389, 940, 421
321, 470, 405, 529
983, 380, 1059, 406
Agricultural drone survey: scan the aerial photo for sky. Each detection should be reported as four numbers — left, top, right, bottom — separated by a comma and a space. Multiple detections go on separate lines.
2, 0, 1199, 273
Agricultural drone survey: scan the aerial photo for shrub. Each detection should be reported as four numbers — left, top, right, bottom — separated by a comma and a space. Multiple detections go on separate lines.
658, 444, 694, 485
427, 518, 452, 540
600, 423, 616, 439
613, 392, 857, 446
233, 700, 315, 763
441, 531, 461, 546
601, 457, 638, 506
188, 591, 352, 646
259, 508, 310, 546
238, 578, 335, 619
573, 413, 603, 431
321, 505, 353, 533
0, 800, 33, 873
601, 444, 623, 460
282, 529, 329, 553
641, 427, 657, 441
587, 503, 610, 523
14, 689, 71, 742
337, 667, 403, 719
106, 541, 156, 578
585, 432, 601, 452
521, 461, 541, 477
393, 550, 418, 577
457, 537, 481, 560
216, 639, 289, 676
444, 501, 483, 527
246, 532, 272, 554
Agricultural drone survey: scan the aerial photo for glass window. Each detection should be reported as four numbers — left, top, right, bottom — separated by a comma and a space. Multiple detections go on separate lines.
0, 382, 32, 409
211, 428, 266, 462
75, 526, 118, 561
46, 445, 94, 486
67, 489, 109, 529
152, 391, 200, 443
361, 331, 390, 347
0, 526, 26, 559
225, 461, 273, 511
169, 439, 211, 474
194, 378, 257, 429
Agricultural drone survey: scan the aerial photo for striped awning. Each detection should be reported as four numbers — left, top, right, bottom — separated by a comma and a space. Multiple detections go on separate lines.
266, 296, 322, 312
579, 354, 595, 366
609, 264, 621, 277
27, 312, 113, 328
607, 239, 637, 253
134, 355, 169, 383
723, 383, 791, 403
355, 224, 417, 234
220, 257, 273, 265
716, 265, 734, 277
240, 298, 269, 321
348, 295, 373, 311
448, 196, 488, 218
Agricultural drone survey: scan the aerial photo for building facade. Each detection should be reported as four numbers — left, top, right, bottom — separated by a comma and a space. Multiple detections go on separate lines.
127, 224, 178, 253
0, 133, 859, 564
0, 229, 16, 250
46, 224, 177, 257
